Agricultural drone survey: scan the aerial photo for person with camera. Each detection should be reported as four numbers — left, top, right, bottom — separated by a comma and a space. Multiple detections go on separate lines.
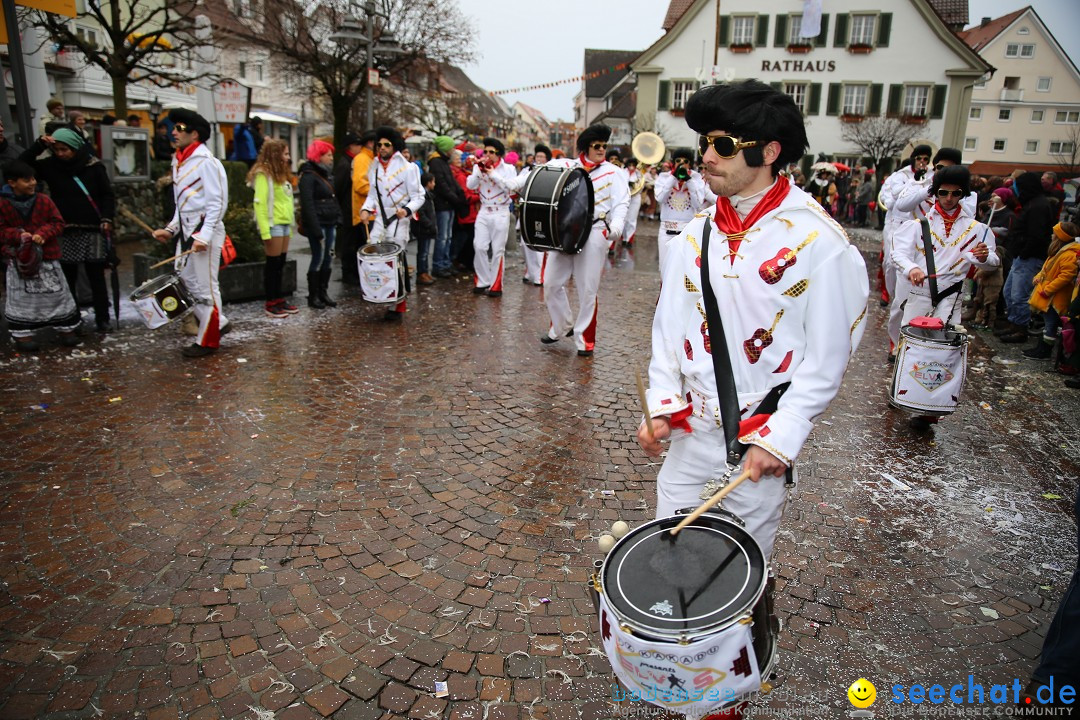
654, 147, 707, 273
465, 137, 517, 297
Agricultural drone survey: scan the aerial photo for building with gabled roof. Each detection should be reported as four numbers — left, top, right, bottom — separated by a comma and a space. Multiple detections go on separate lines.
633, 0, 991, 168
957, 6, 1080, 177
573, 48, 640, 131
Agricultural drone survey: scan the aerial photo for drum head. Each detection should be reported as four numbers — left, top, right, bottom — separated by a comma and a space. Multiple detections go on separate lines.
556, 168, 593, 254
602, 514, 766, 637
361, 243, 400, 257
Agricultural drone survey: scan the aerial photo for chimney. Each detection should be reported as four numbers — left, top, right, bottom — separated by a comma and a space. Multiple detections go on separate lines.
981, 16, 991, 26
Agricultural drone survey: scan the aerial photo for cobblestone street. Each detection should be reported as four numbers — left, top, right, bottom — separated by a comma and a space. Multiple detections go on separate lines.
0, 221, 1077, 720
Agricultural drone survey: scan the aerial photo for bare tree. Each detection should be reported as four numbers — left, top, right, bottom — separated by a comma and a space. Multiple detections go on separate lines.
840, 116, 928, 170
29, 1, 216, 117
1051, 123, 1080, 178
219, 0, 476, 153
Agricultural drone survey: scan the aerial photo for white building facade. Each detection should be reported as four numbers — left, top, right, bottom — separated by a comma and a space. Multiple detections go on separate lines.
633, 0, 990, 166
959, 8, 1080, 177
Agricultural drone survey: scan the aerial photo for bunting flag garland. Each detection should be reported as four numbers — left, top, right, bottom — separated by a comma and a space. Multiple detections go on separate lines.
485, 62, 631, 96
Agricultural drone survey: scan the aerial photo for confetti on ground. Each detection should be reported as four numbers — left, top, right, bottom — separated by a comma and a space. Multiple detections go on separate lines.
108, 397, 122, 403
434, 681, 448, 698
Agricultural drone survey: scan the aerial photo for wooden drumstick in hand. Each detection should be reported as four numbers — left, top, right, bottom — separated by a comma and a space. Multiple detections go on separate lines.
635, 367, 654, 439
149, 248, 197, 269
669, 468, 753, 537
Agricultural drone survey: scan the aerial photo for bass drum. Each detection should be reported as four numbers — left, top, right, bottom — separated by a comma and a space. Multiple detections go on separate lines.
520, 166, 594, 254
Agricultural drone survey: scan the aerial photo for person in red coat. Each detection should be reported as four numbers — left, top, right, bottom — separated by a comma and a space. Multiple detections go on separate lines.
451, 149, 479, 274
0, 160, 81, 352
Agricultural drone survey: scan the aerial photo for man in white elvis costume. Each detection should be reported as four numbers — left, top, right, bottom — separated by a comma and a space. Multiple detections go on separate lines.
359, 126, 424, 321
636, 81, 869, 560
537, 124, 630, 357
880, 146, 973, 360
654, 146, 709, 274
466, 137, 518, 297
622, 156, 643, 247
152, 109, 229, 358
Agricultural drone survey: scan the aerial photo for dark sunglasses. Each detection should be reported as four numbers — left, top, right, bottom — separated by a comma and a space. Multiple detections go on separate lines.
936, 189, 964, 198
376, 141, 394, 148
913, 155, 930, 163
699, 134, 760, 159
589, 142, 607, 151
174, 123, 189, 133
484, 149, 499, 155
934, 164, 947, 172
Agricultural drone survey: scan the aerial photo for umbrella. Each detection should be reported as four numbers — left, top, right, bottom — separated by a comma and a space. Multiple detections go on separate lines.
833, 162, 851, 172
810, 161, 837, 173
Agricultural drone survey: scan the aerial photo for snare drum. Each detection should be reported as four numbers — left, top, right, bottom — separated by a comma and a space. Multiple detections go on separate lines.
358, 243, 406, 305
520, 166, 594, 254
130, 274, 196, 329
889, 317, 968, 416
596, 511, 777, 715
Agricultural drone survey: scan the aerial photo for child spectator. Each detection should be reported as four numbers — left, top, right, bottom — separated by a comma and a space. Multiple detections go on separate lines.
414, 171, 438, 286
1024, 222, 1080, 359
0, 161, 81, 352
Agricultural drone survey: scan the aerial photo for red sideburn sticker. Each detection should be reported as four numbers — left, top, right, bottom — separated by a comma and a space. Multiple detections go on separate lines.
773, 350, 793, 374
684, 339, 694, 360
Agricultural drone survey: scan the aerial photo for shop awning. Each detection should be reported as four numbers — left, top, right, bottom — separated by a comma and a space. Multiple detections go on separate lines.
252, 111, 300, 126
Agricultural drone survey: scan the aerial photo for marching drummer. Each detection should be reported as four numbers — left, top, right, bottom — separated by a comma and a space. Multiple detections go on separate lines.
636, 80, 868, 561
358, 126, 425, 322
537, 124, 630, 357
152, 109, 230, 358
890, 164, 997, 432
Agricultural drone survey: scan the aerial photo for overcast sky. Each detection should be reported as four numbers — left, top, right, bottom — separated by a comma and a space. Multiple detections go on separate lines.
454, 0, 1078, 122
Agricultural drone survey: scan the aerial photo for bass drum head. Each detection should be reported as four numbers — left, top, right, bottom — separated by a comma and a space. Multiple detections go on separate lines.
601, 513, 766, 638
556, 167, 593, 254
361, 242, 401, 258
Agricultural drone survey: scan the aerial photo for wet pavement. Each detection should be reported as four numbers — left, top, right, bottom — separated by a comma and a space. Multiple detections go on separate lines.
0, 220, 1077, 720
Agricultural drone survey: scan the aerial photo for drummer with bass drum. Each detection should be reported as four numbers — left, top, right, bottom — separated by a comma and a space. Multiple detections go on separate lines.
152, 109, 230, 358
504, 123, 630, 357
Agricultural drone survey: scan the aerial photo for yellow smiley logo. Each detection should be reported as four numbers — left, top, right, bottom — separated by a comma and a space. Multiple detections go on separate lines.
848, 678, 876, 709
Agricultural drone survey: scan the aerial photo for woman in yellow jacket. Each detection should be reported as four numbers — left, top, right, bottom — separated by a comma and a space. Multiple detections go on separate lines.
248, 139, 298, 318
1024, 222, 1080, 359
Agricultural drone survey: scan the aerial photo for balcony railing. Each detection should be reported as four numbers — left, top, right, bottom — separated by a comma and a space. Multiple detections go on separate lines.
1000, 89, 1024, 102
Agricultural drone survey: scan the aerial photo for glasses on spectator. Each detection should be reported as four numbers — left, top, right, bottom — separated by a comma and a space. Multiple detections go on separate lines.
376, 141, 393, 148
698, 134, 761, 159
936, 189, 964, 198
589, 143, 607, 151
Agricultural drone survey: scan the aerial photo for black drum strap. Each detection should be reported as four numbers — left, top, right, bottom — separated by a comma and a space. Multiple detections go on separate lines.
920, 217, 963, 308
700, 219, 791, 471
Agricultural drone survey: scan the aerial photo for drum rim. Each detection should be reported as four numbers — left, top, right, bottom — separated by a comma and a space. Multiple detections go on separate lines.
899, 326, 967, 346
600, 513, 767, 640
360, 242, 403, 258
130, 273, 181, 300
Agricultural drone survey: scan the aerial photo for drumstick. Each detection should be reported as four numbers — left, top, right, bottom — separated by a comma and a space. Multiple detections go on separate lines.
150, 248, 197, 269
118, 206, 157, 235
669, 468, 754, 537
635, 367, 654, 439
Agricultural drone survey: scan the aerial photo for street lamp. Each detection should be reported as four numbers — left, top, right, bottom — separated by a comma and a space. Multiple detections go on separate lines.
149, 96, 163, 127
329, 1, 405, 129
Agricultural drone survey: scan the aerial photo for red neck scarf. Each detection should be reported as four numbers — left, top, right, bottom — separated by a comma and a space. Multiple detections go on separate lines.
578, 153, 599, 170
713, 177, 791, 263
378, 152, 397, 170
935, 201, 962, 237
175, 141, 201, 166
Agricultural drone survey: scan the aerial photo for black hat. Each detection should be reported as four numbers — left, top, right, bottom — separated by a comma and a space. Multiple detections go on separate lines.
374, 125, 405, 153
482, 137, 505, 156
342, 132, 364, 146
360, 129, 377, 145
576, 123, 612, 154
933, 147, 963, 166
684, 81, 807, 172
930, 164, 971, 196
533, 143, 552, 159
910, 144, 933, 160
672, 147, 694, 163
168, 108, 212, 143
